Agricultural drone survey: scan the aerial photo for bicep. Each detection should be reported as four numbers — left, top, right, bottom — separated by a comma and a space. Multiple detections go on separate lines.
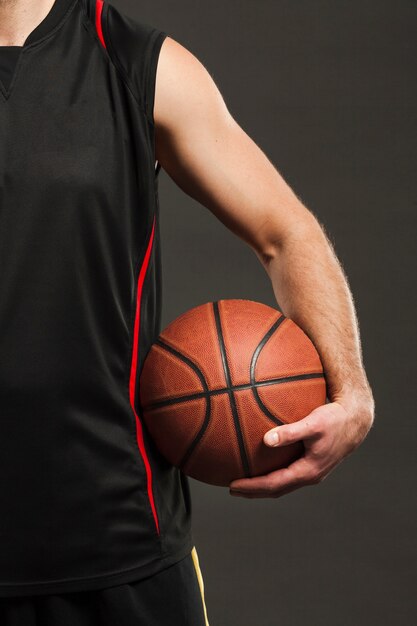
154, 36, 312, 258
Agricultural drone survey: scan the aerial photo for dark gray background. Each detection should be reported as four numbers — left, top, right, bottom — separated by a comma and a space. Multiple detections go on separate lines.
117, 2, 416, 624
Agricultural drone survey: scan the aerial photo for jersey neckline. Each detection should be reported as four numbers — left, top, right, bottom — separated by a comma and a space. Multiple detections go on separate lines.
0, 0, 77, 101
0, 0, 76, 49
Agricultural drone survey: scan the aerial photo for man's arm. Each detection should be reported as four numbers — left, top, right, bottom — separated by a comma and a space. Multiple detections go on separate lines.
154, 37, 375, 498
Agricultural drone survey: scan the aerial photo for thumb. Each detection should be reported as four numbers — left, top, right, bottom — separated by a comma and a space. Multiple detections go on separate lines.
263, 408, 323, 447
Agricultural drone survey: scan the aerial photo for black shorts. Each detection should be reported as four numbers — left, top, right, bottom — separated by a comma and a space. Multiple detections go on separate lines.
0, 548, 209, 626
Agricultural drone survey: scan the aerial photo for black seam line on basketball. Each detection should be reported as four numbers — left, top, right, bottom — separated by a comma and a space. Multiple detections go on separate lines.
212, 301, 251, 478
143, 372, 325, 410
153, 339, 212, 469
249, 314, 288, 425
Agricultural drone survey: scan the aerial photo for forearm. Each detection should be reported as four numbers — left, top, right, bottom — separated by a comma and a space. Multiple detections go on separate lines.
260, 215, 374, 432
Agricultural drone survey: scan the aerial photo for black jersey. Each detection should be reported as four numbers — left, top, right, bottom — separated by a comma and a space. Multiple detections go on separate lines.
0, 0, 193, 596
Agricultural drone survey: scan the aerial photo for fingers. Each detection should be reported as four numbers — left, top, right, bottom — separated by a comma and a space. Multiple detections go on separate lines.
229, 456, 324, 498
263, 406, 324, 448
228, 404, 334, 499
230, 483, 300, 499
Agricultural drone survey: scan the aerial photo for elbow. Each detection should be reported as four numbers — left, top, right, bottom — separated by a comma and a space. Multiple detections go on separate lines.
254, 208, 324, 268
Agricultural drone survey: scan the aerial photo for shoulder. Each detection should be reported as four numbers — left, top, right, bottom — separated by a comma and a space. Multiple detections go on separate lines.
80, 0, 167, 67
154, 35, 229, 133
82, 0, 170, 121
83, 1, 225, 128
103, 2, 167, 63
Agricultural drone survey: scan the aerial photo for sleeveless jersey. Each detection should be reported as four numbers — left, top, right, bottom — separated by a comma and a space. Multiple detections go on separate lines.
0, 0, 193, 596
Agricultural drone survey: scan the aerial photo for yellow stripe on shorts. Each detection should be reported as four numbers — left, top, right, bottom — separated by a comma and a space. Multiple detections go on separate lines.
191, 546, 210, 626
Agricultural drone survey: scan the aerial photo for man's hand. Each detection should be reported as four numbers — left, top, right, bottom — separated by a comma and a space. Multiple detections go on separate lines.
229, 392, 374, 498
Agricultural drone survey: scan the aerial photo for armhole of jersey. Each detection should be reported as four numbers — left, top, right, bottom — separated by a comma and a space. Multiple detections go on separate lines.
92, 0, 160, 172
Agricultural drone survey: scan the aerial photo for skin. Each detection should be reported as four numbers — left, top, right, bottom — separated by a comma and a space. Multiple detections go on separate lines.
154, 37, 375, 498
0, 0, 56, 46
1, 5, 375, 499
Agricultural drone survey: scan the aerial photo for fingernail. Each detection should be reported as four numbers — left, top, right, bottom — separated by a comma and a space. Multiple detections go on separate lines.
265, 431, 279, 446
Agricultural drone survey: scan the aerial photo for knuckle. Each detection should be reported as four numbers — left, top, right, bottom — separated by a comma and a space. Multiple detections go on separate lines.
308, 468, 326, 485
363, 407, 375, 432
282, 426, 294, 441
310, 418, 324, 438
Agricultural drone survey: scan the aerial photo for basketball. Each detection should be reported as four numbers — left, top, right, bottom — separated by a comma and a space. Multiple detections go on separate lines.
139, 299, 327, 486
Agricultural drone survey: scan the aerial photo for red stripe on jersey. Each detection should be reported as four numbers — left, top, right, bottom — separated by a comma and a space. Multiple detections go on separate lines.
95, 0, 106, 49
129, 216, 160, 535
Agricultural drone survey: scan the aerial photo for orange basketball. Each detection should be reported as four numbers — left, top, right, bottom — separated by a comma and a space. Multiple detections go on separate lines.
139, 299, 326, 486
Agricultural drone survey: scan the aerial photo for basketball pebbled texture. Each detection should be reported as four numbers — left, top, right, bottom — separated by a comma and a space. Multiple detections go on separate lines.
139, 299, 327, 486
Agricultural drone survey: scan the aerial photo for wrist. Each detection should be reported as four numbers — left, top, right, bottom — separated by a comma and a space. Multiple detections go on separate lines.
329, 371, 373, 409
332, 382, 375, 442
